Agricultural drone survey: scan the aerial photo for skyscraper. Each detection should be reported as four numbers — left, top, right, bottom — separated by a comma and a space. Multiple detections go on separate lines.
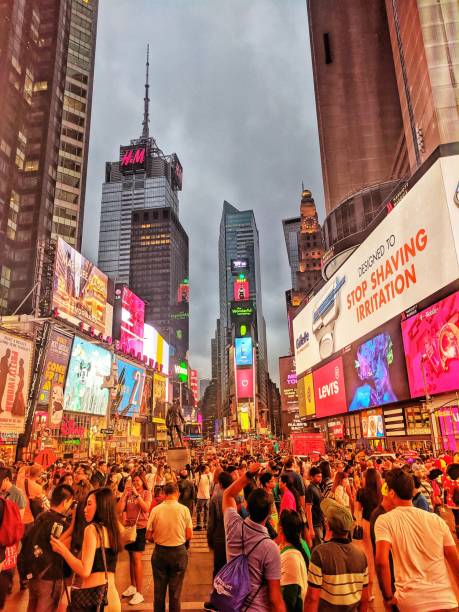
218, 201, 268, 432
52, 0, 99, 250
282, 217, 301, 289
98, 48, 188, 358
296, 189, 324, 293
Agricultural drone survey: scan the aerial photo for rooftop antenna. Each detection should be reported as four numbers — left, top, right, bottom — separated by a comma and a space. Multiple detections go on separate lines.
141, 44, 150, 139
302, 180, 305, 192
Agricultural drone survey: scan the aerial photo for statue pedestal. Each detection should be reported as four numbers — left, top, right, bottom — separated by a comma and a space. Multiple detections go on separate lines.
167, 447, 191, 471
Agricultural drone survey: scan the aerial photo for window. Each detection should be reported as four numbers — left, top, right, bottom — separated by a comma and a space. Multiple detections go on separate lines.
323, 33, 332, 64
24, 160, 39, 172
33, 81, 48, 92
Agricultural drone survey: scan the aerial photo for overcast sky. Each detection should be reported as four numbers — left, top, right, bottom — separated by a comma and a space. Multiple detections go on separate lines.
82, 0, 324, 384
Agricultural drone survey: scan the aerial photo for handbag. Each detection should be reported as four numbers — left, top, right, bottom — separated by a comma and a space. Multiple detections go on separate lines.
353, 524, 363, 540
68, 524, 109, 611
123, 506, 141, 544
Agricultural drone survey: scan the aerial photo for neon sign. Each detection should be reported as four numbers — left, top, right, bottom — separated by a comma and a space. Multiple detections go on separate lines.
121, 148, 145, 166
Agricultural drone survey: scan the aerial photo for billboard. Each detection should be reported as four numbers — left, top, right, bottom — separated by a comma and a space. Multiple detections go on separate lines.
293, 157, 459, 377
361, 409, 384, 438
279, 355, 298, 412
139, 373, 153, 420
312, 356, 347, 418
152, 373, 167, 423
63, 336, 111, 415
230, 300, 255, 323
119, 144, 147, 174
402, 290, 459, 398
345, 317, 410, 411
234, 279, 249, 301
437, 405, 459, 452
303, 373, 316, 417
112, 358, 145, 417
0, 331, 34, 434
236, 368, 254, 399
231, 258, 249, 274
113, 285, 145, 355
38, 330, 72, 426
235, 337, 253, 366
53, 238, 108, 334
144, 324, 170, 375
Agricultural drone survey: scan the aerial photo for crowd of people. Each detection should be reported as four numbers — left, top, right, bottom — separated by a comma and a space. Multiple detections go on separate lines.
0, 443, 458, 612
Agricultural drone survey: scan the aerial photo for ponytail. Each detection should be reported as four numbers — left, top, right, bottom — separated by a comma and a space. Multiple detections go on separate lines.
279, 509, 309, 568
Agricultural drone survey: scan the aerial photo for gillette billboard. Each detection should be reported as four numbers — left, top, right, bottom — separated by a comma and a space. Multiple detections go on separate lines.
294, 156, 459, 378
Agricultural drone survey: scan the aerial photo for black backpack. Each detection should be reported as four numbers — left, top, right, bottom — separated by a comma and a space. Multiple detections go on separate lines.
17, 512, 63, 581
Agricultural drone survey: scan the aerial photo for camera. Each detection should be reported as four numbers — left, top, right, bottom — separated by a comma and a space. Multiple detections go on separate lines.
51, 522, 64, 539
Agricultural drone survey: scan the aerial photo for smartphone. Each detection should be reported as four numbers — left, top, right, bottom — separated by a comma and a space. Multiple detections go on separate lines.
51, 522, 64, 539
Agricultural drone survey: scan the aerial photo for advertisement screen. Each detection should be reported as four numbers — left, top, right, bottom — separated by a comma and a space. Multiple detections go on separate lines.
361, 409, 384, 438
304, 373, 316, 417
113, 358, 145, 417
139, 373, 153, 420
144, 324, 170, 375
235, 337, 253, 366
293, 157, 459, 377
38, 330, 72, 426
63, 337, 111, 415
345, 317, 410, 411
279, 355, 298, 412
152, 373, 167, 423
114, 285, 145, 355
0, 331, 34, 434
402, 290, 459, 398
120, 145, 147, 173
313, 356, 347, 418
236, 368, 254, 399
437, 405, 459, 452
234, 279, 249, 301
53, 238, 108, 334
231, 258, 249, 274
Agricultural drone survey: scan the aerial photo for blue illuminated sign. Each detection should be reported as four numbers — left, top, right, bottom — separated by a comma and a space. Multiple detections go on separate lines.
235, 337, 253, 366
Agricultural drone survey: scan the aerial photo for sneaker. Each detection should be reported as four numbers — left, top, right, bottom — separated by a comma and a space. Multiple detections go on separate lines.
129, 592, 145, 605
122, 585, 137, 598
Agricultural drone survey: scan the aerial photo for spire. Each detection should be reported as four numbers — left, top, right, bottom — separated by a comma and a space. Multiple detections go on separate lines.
141, 44, 150, 139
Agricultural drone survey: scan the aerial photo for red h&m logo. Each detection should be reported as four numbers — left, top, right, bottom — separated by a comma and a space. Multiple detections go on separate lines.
121, 148, 146, 166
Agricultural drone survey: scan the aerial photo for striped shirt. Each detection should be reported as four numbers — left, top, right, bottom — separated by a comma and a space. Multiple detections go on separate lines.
307, 538, 368, 611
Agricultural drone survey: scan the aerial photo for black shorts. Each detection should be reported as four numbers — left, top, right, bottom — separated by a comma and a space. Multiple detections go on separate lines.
125, 527, 147, 552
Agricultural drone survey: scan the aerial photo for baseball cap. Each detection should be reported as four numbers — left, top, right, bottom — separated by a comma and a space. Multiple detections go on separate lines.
321, 498, 353, 534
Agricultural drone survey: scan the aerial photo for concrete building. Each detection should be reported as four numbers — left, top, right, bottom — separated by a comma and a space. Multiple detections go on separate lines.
296, 189, 324, 294
282, 217, 301, 289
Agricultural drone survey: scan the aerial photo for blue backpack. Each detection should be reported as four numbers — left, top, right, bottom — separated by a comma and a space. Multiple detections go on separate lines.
210, 522, 269, 612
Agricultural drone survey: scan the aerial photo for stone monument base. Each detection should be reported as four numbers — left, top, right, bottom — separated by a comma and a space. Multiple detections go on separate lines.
167, 447, 191, 471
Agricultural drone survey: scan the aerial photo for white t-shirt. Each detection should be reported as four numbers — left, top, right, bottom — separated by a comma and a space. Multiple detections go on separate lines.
375, 506, 457, 611
196, 472, 212, 500
280, 547, 308, 601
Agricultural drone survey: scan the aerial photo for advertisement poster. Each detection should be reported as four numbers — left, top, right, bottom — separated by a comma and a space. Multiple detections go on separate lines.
304, 373, 316, 417
53, 238, 108, 334
312, 356, 347, 418
345, 318, 410, 411
38, 330, 72, 426
279, 355, 298, 412
139, 373, 153, 420
114, 285, 145, 355
294, 158, 459, 377
152, 373, 167, 423
402, 290, 459, 398
437, 405, 459, 452
361, 409, 384, 438
63, 337, 111, 415
236, 368, 254, 399
113, 358, 145, 417
235, 337, 253, 366
144, 324, 170, 375
234, 279, 249, 301
231, 258, 249, 274
0, 331, 34, 434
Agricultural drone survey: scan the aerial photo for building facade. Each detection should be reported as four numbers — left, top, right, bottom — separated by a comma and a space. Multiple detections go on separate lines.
296, 189, 324, 294
282, 217, 301, 289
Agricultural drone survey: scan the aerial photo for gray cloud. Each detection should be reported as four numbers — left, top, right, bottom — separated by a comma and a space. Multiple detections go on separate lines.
82, 0, 324, 384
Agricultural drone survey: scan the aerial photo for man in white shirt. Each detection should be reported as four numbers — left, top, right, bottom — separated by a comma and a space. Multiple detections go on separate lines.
195, 464, 212, 531
375, 468, 459, 612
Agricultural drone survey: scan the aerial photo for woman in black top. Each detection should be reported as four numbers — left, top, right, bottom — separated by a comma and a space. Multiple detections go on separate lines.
355, 468, 382, 602
51, 487, 122, 611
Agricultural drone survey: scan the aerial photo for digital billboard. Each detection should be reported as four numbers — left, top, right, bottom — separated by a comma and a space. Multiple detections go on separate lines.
119, 145, 147, 174
279, 355, 298, 412
304, 373, 316, 417
437, 405, 459, 452
112, 358, 145, 417
231, 258, 249, 274
230, 300, 255, 323
53, 238, 109, 334
113, 285, 145, 355
402, 290, 459, 398
361, 409, 384, 438
235, 337, 253, 366
293, 157, 459, 378
144, 324, 170, 375
139, 373, 153, 420
38, 330, 72, 426
236, 368, 254, 399
312, 356, 347, 418
0, 331, 34, 434
63, 337, 111, 415
234, 279, 249, 302
152, 373, 167, 423
345, 317, 410, 411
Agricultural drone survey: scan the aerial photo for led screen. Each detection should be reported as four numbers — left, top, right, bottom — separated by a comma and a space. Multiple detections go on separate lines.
63, 337, 111, 415
235, 337, 253, 366
234, 279, 249, 301
152, 373, 167, 422
312, 356, 347, 418
402, 291, 459, 397
236, 368, 254, 399
345, 318, 410, 411
361, 409, 384, 438
114, 285, 145, 355
38, 330, 72, 426
112, 358, 145, 417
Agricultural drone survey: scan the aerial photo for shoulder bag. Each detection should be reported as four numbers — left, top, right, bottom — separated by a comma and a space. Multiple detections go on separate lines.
123, 504, 141, 544
67, 524, 109, 612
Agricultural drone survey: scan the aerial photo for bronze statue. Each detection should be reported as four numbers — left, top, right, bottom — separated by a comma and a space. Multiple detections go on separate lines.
166, 400, 185, 447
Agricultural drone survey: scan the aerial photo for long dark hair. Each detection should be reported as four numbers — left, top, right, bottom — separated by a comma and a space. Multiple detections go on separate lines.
363, 468, 382, 510
280, 474, 300, 512
87, 487, 122, 553
280, 509, 309, 568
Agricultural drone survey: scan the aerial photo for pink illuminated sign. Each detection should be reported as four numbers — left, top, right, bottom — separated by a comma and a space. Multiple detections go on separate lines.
402, 291, 459, 397
312, 356, 347, 418
121, 147, 145, 166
